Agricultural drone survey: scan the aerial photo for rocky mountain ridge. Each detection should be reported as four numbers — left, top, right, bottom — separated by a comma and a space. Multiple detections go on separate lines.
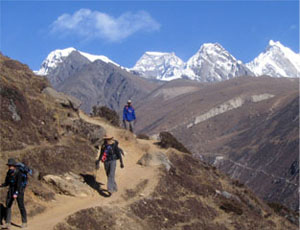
246, 40, 300, 78
1, 54, 297, 229
36, 40, 300, 84
132, 40, 300, 81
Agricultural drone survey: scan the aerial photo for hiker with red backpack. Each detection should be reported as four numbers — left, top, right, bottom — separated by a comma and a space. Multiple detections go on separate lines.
123, 100, 136, 133
0, 158, 31, 229
95, 136, 124, 194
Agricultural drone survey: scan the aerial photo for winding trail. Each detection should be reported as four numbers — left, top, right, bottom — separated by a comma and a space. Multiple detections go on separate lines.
9, 112, 161, 230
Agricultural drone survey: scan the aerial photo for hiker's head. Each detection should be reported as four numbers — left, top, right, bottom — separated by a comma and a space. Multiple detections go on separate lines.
6, 158, 17, 170
103, 135, 114, 145
127, 100, 132, 106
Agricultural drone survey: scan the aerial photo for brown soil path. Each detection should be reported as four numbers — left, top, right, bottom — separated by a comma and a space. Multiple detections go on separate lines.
9, 112, 162, 230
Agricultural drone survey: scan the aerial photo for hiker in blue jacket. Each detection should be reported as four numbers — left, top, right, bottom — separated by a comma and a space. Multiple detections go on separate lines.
123, 100, 136, 133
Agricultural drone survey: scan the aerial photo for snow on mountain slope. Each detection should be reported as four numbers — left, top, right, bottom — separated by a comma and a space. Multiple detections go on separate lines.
246, 40, 300, 78
132, 43, 253, 82
35, 48, 118, 76
183, 43, 253, 82
131, 51, 185, 81
79, 51, 119, 66
35, 40, 299, 83
35, 48, 76, 76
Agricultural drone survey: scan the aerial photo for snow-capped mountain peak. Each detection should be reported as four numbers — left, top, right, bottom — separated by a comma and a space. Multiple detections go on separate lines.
132, 43, 253, 82
131, 51, 185, 81
246, 40, 300, 78
35, 48, 76, 75
184, 42, 251, 82
35, 48, 118, 76
78, 51, 118, 66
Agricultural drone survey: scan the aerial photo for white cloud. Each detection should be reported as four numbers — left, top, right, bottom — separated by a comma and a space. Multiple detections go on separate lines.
50, 9, 160, 42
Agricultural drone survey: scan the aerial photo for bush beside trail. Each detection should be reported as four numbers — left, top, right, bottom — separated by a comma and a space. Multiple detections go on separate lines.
158, 131, 191, 154
91, 106, 120, 127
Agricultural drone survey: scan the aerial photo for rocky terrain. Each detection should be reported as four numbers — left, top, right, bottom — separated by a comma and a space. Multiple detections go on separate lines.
0, 53, 105, 222
131, 40, 299, 81
135, 76, 299, 211
36, 48, 161, 113
31, 40, 299, 117
56, 57, 160, 113
0, 54, 297, 229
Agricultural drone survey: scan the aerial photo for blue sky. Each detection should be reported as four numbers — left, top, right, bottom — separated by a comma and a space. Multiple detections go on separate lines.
1, 0, 299, 70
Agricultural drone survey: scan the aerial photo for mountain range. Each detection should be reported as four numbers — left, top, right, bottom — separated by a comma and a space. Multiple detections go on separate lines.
30, 41, 299, 212
36, 40, 300, 83
1, 53, 298, 229
35, 48, 160, 112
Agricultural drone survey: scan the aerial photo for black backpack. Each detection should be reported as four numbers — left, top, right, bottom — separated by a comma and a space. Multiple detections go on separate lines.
16, 163, 32, 188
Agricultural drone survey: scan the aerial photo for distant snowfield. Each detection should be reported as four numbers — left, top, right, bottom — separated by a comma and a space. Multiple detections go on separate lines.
187, 93, 275, 128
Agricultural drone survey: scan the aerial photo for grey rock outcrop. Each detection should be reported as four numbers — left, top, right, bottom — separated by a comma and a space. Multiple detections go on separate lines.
137, 152, 171, 171
60, 118, 106, 146
43, 172, 94, 197
42, 87, 81, 110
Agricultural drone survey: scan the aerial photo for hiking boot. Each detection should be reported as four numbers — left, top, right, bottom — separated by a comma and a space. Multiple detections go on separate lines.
1, 223, 11, 229
21, 222, 28, 228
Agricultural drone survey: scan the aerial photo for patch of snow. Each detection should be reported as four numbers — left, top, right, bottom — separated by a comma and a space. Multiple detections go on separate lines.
187, 94, 275, 128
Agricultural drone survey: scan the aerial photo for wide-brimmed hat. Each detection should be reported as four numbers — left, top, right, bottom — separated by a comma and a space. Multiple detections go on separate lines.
103, 135, 114, 140
6, 158, 17, 166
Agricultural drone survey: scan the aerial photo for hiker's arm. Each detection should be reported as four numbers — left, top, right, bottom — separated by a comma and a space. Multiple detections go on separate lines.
0, 173, 10, 187
123, 107, 126, 121
98, 146, 104, 162
116, 145, 124, 168
133, 108, 136, 120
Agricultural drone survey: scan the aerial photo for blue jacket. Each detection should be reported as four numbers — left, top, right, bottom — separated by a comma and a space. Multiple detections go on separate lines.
123, 105, 136, 122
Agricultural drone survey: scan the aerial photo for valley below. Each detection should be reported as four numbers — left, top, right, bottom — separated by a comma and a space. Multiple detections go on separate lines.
0, 50, 299, 229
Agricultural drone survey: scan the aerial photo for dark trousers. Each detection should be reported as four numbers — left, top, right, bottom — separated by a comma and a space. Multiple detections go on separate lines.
104, 160, 117, 192
6, 189, 27, 224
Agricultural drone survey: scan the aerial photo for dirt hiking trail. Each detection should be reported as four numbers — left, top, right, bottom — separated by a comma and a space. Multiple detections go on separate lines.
9, 112, 162, 230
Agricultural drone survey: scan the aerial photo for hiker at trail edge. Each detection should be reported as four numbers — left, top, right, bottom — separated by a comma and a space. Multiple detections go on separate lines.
123, 100, 136, 133
96, 136, 124, 193
0, 159, 28, 229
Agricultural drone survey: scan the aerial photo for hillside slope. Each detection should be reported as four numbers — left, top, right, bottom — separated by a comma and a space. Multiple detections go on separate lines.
136, 76, 299, 210
0, 54, 297, 229
38, 49, 161, 113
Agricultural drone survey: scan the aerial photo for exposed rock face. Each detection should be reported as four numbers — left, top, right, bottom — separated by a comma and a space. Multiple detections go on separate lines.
61, 118, 106, 146
136, 76, 299, 210
137, 152, 171, 171
184, 43, 253, 82
42, 87, 81, 110
132, 43, 254, 82
131, 51, 185, 81
44, 172, 94, 197
246, 40, 300, 78
39, 50, 91, 87
43, 51, 160, 113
